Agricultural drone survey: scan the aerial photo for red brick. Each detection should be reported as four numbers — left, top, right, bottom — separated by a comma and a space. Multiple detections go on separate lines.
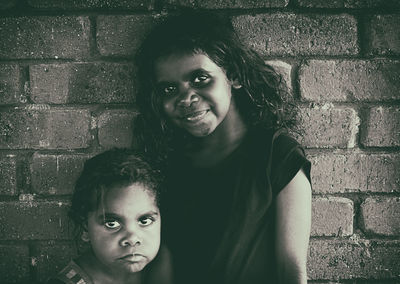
366, 15, 400, 56
34, 241, 78, 283
309, 153, 400, 193
165, 0, 288, 8
360, 197, 400, 236
299, 60, 400, 102
98, 110, 136, 148
298, 106, 359, 148
308, 239, 400, 280
0, 16, 90, 60
298, 0, 400, 8
311, 197, 353, 237
0, 108, 91, 149
31, 153, 88, 195
30, 63, 135, 104
0, 154, 17, 195
0, 201, 71, 240
0, 244, 30, 283
27, 0, 154, 9
232, 14, 358, 56
361, 106, 400, 147
0, 64, 24, 104
97, 15, 156, 57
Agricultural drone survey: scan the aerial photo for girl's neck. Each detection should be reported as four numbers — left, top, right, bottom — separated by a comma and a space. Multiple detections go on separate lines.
77, 250, 143, 284
184, 101, 248, 168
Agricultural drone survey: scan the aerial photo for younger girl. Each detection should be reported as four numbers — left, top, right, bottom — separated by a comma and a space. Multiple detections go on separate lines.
136, 11, 312, 284
47, 148, 172, 284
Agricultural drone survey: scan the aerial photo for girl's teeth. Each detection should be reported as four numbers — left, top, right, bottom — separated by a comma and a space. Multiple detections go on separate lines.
186, 111, 206, 121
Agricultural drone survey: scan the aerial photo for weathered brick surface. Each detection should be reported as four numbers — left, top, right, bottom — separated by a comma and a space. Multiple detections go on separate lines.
0, 16, 90, 60
297, 0, 400, 8
233, 14, 358, 56
166, 0, 288, 8
298, 106, 359, 148
299, 60, 400, 102
30, 63, 135, 104
308, 239, 400, 280
361, 197, 400, 236
366, 15, 400, 55
0, 1, 17, 9
0, 64, 24, 105
0, 201, 71, 240
361, 106, 400, 147
27, 0, 154, 9
311, 197, 353, 237
0, 244, 30, 283
265, 60, 292, 91
98, 110, 136, 148
297, 0, 347, 8
309, 153, 400, 194
0, 154, 17, 196
0, 108, 91, 149
97, 15, 156, 57
31, 153, 88, 195
34, 241, 78, 282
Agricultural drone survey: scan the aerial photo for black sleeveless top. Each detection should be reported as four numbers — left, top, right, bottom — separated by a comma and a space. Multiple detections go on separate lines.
162, 127, 311, 284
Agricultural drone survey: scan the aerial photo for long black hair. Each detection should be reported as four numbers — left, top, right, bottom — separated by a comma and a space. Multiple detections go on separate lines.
135, 10, 297, 162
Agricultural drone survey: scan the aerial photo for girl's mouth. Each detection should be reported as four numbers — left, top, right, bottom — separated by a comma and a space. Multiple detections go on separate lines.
182, 110, 209, 122
119, 254, 145, 262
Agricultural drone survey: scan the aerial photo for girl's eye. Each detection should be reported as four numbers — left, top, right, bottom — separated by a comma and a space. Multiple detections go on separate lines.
104, 220, 121, 230
162, 86, 177, 95
139, 217, 155, 227
193, 75, 209, 84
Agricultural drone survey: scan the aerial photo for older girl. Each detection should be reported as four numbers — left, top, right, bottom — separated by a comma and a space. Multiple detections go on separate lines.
136, 11, 312, 284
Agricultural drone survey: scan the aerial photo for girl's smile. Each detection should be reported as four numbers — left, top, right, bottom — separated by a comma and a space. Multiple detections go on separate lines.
155, 53, 241, 137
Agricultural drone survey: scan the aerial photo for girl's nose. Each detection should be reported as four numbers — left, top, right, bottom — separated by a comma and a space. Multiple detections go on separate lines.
177, 87, 199, 108
120, 231, 141, 247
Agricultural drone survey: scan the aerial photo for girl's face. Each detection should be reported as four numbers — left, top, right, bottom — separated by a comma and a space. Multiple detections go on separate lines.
154, 53, 240, 137
86, 183, 160, 276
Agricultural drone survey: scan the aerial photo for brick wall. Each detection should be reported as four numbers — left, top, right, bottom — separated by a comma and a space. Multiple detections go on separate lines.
0, 0, 399, 283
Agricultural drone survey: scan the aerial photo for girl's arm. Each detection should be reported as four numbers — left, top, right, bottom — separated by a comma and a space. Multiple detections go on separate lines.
275, 169, 312, 284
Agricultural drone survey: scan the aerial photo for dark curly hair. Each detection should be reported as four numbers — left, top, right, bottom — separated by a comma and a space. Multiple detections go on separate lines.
135, 10, 297, 162
69, 148, 163, 237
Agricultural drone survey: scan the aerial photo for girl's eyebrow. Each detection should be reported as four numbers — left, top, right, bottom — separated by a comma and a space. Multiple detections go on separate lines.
98, 211, 159, 220
139, 211, 160, 218
156, 68, 211, 84
187, 68, 212, 79
97, 212, 122, 221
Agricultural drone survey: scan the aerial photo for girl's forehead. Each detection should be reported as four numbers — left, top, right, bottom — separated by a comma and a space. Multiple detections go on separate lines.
154, 53, 224, 82
96, 183, 158, 212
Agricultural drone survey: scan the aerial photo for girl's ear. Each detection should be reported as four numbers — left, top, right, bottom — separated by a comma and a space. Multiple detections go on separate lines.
81, 221, 90, 242
81, 230, 90, 242
231, 79, 242, 89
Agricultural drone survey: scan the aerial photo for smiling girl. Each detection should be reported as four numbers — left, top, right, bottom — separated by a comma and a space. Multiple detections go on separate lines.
136, 11, 312, 284
47, 149, 172, 284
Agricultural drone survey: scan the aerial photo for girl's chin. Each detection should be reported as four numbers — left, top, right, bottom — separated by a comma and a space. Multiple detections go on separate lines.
119, 261, 147, 273
186, 125, 214, 137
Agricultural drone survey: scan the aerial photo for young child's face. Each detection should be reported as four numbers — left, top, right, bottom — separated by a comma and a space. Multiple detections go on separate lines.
86, 183, 160, 275
154, 53, 239, 137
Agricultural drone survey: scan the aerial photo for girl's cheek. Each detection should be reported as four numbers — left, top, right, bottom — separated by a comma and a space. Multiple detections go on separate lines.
162, 100, 175, 113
